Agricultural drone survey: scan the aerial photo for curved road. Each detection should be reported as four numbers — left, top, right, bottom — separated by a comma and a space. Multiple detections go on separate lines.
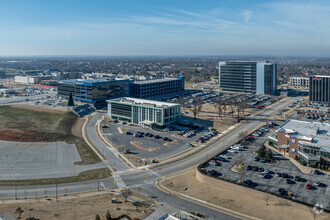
0, 97, 298, 219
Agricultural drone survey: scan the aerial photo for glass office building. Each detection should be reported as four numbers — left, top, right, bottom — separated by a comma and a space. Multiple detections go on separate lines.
309, 75, 330, 106
219, 61, 277, 95
58, 79, 129, 108
129, 77, 185, 99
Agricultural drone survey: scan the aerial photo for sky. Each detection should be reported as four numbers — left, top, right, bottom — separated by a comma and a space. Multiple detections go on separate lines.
0, 0, 329, 56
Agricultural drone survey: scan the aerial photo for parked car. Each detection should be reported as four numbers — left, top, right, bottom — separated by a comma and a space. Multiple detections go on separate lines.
277, 188, 286, 196
210, 169, 218, 176
163, 137, 169, 141
305, 184, 312, 189
286, 179, 294, 184
314, 181, 321, 187
244, 179, 253, 187
148, 133, 154, 137
259, 173, 267, 178
126, 131, 132, 135
275, 172, 281, 177
220, 154, 229, 159
260, 157, 267, 163
208, 160, 220, 166
254, 156, 260, 161
246, 165, 252, 170
258, 167, 264, 172
281, 173, 289, 178
228, 149, 235, 153
154, 135, 162, 139
187, 143, 195, 147
314, 170, 321, 175
294, 176, 301, 181
252, 166, 259, 171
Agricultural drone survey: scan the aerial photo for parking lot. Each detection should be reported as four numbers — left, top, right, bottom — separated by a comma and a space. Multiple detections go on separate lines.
201, 125, 330, 211
102, 120, 216, 160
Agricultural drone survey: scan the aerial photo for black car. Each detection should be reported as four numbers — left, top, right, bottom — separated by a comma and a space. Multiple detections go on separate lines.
113, 120, 119, 123
148, 133, 154, 137
277, 188, 286, 196
294, 176, 301, 181
281, 173, 289, 178
258, 167, 264, 172
244, 179, 253, 187
210, 169, 218, 176
252, 166, 259, 171
275, 172, 281, 177
286, 179, 294, 184
254, 156, 260, 161
246, 165, 252, 170
145, 133, 150, 137
154, 135, 162, 139
167, 138, 173, 142
163, 137, 169, 141
126, 131, 132, 135
314, 170, 321, 175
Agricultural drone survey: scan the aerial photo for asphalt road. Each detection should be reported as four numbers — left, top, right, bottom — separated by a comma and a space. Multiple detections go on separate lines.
0, 97, 301, 219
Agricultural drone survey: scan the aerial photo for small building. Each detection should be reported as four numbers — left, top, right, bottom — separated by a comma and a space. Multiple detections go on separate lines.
268, 119, 330, 169
107, 97, 181, 127
289, 77, 309, 89
57, 79, 130, 109
129, 77, 185, 99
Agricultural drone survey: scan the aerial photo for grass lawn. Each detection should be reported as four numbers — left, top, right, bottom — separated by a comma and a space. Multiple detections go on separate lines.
0, 105, 101, 165
0, 168, 111, 186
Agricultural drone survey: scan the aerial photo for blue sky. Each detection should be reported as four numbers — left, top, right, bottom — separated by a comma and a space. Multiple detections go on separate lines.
0, 0, 329, 56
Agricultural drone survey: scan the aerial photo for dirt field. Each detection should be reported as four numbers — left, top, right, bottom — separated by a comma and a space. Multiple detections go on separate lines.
0, 192, 153, 220
162, 169, 330, 220
182, 103, 255, 132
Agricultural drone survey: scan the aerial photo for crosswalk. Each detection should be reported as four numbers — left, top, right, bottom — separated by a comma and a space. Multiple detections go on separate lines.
116, 168, 136, 175
125, 180, 154, 189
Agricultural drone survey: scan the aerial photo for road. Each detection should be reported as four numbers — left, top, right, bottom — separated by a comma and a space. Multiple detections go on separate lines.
0, 97, 298, 219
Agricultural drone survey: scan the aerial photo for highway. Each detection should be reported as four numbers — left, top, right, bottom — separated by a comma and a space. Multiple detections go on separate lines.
0, 97, 298, 219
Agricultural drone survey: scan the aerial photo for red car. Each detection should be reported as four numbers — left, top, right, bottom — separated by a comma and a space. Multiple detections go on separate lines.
257, 105, 265, 109
305, 184, 312, 189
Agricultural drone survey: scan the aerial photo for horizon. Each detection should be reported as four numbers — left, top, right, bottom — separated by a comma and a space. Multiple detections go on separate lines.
1, 0, 330, 56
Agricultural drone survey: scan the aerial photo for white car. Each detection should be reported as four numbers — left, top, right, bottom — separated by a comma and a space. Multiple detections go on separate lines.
220, 154, 229, 159
228, 149, 235, 153
230, 146, 240, 150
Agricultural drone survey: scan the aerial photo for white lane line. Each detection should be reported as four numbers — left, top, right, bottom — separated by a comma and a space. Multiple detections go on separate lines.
299, 196, 304, 202
263, 186, 267, 191
145, 169, 161, 177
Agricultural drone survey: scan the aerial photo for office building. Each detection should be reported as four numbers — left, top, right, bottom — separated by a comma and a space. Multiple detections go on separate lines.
129, 77, 184, 99
289, 77, 309, 89
14, 75, 51, 84
268, 119, 330, 169
107, 97, 181, 127
309, 75, 330, 106
219, 61, 277, 95
57, 79, 129, 109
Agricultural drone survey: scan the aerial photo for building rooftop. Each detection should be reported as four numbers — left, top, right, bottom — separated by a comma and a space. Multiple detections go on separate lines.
277, 119, 330, 148
58, 78, 128, 85
108, 97, 179, 108
132, 78, 180, 85
310, 75, 330, 78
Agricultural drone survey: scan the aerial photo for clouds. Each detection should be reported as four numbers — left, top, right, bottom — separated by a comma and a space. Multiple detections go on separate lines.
241, 9, 253, 23
0, 0, 329, 56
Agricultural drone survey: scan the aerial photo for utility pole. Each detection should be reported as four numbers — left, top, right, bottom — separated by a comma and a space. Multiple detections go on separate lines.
56, 183, 58, 202
15, 187, 17, 200
97, 180, 100, 191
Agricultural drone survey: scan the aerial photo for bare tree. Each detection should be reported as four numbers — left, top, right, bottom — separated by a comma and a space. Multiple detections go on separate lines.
213, 97, 223, 117
229, 101, 236, 118
263, 193, 272, 206
240, 100, 248, 116
121, 189, 132, 202
197, 105, 203, 116
177, 95, 186, 106
191, 97, 202, 119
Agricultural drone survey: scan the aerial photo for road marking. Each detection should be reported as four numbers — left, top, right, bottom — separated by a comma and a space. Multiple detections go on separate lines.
180, 194, 207, 204
317, 188, 321, 194
137, 165, 150, 170
297, 182, 302, 188
263, 186, 267, 191
116, 168, 135, 175
112, 174, 127, 188
308, 198, 312, 204
299, 196, 304, 202
145, 169, 161, 177
125, 181, 154, 189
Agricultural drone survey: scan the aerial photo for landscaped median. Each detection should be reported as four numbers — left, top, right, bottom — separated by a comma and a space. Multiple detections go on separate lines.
156, 168, 329, 220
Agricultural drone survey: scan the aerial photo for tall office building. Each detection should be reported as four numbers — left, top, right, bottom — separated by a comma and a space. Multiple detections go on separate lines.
218, 61, 277, 95
309, 75, 330, 105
